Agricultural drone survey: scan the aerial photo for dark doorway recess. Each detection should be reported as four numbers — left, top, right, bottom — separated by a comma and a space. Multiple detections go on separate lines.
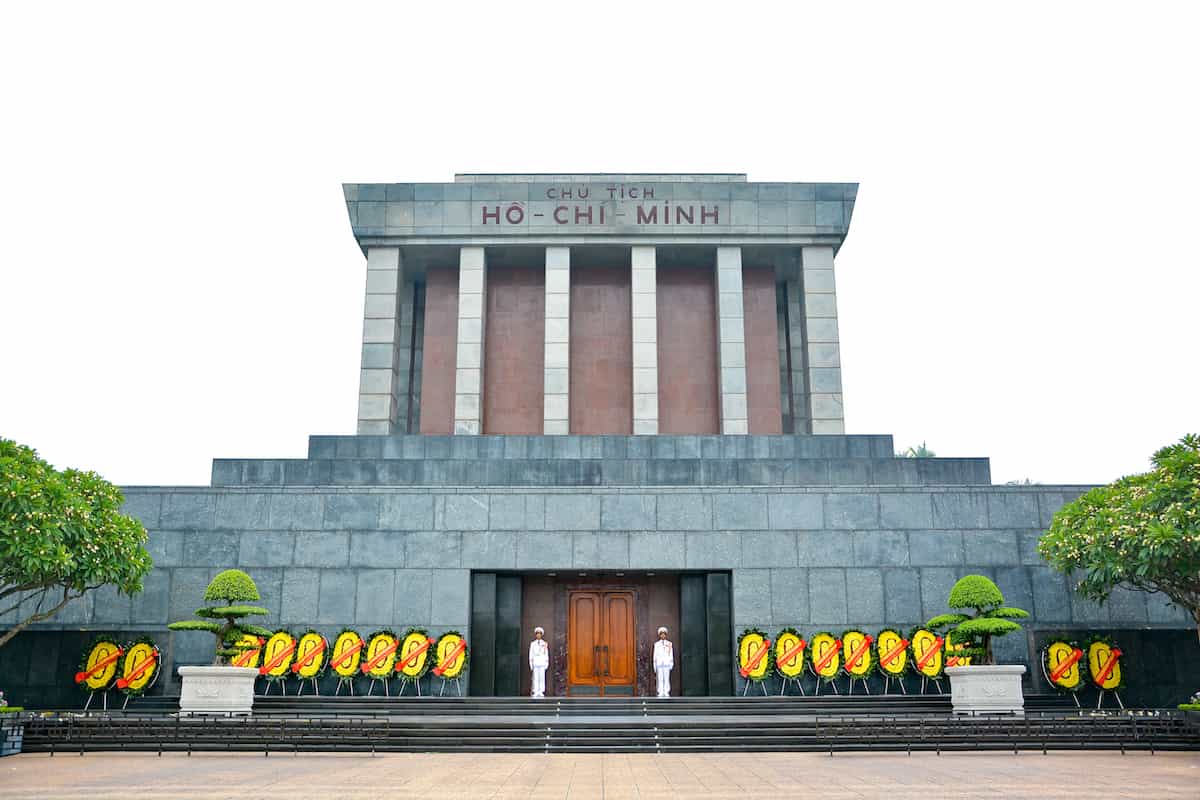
469, 571, 732, 697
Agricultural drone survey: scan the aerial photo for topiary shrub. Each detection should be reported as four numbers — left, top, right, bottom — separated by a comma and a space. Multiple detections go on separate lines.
167, 569, 273, 665
926, 575, 1029, 665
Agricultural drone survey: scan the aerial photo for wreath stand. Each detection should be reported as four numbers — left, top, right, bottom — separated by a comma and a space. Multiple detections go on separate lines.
396, 676, 422, 697
919, 675, 945, 695
438, 676, 464, 696
120, 662, 160, 710
1039, 660, 1082, 708
83, 690, 111, 712
778, 675, 805, 696
365, 676, 390, 697
295, 677, 320, 696
1095, 689, 1124, 710
880, 673, 907, 695
260, 678, 286, 696
334, 676, 355, 696
813, 677, 840, 696
845, 675, 871, 695
740, 678, 768, 696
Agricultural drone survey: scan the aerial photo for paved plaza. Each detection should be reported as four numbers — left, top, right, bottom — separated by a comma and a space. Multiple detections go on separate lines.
2, 751, 1196, 799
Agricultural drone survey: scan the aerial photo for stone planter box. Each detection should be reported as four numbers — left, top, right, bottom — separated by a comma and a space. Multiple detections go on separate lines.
178, 665, 258, 716
945, 664, 1026, 716
0, 715, 24, 757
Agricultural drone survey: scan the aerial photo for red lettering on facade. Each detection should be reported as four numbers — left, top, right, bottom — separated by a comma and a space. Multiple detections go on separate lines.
701, 205, 719, 224
481, 206, 501, 225
505, 204, 525, 224
553, 206, 569, 224
636, 205, 658, 224
574, 205, 593, 224
676, 206, 693, 224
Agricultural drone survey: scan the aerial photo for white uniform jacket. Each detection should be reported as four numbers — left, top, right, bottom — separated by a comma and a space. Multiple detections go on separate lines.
529, 639, 549, 669
653, 639, 674, 669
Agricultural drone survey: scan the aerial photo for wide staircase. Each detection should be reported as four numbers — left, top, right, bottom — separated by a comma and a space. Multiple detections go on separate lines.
21, 695, 1200, 754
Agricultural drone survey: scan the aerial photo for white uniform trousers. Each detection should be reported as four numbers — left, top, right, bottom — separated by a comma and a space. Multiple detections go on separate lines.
655, 666, 671, 697
531, 667, 547, 697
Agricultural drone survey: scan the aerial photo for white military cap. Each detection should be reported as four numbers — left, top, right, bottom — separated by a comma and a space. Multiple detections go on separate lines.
534, 626, 545, 634
657, 626, 668, 635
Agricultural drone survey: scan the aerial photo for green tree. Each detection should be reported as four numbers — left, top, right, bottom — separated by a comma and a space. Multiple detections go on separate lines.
927, 575, 1028, 664
168, 569, 272, 665
899, 441, 936, 458
1038, 434, 1200, 642
0, 439, 153, 649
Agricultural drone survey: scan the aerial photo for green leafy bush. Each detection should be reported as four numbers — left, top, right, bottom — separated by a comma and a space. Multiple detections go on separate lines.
1038, 434, 1200, 643
167, 569, 272, 665
1, 439, 153, 650
927, 575, 1028, 665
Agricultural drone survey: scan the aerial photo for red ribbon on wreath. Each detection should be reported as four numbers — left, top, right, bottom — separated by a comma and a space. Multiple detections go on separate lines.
259, 641, 297, 675
75, 648, 124, 684
1094, 648, 1123, 687
844, 635, 874, 670
290, 638, 327, 673
1049, 648, 1083, 683
738, 639, 772, 678
432, 639, 467, 677
396, 638, 435, 672
813, 638, 842, 673
330, 638, 365, 669
116, 650, 159, 689
880, 639, 909, 669
916, 636, 944, 670
360, 639, 400, 674
777, 639, 806, 667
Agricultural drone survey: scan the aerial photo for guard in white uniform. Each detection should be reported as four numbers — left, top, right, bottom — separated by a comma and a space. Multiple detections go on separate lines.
529, 626, 549, 697
654, 626, 675, 697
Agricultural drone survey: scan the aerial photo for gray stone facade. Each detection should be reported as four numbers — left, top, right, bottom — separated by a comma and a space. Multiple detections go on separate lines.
8, 434, 1192, 706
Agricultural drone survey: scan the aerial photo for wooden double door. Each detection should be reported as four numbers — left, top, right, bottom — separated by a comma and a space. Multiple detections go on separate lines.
567, 590, 635, 696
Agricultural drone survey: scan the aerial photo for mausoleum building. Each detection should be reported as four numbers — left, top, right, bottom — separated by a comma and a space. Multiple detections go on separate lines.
4, 173, 1194, 707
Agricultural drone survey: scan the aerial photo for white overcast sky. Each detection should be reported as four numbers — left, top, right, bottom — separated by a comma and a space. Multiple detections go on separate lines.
1, 3, 1196, 488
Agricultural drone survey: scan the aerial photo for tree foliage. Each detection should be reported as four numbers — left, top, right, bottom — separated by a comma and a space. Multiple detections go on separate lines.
927, 574, 1028, 665
168, 569, 272, 664
1038, 434, 1200, 641
899, 441, 936, 458
1, 439, 153, 650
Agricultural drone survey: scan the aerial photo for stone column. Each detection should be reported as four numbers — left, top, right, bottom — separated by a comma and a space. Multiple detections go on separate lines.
453, 246, 486, 435
357, 246, 404, 434
801, 245, 845, 433
543, 247, 571, 434
631, 245, 658, 435
715, 247, 749, 434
